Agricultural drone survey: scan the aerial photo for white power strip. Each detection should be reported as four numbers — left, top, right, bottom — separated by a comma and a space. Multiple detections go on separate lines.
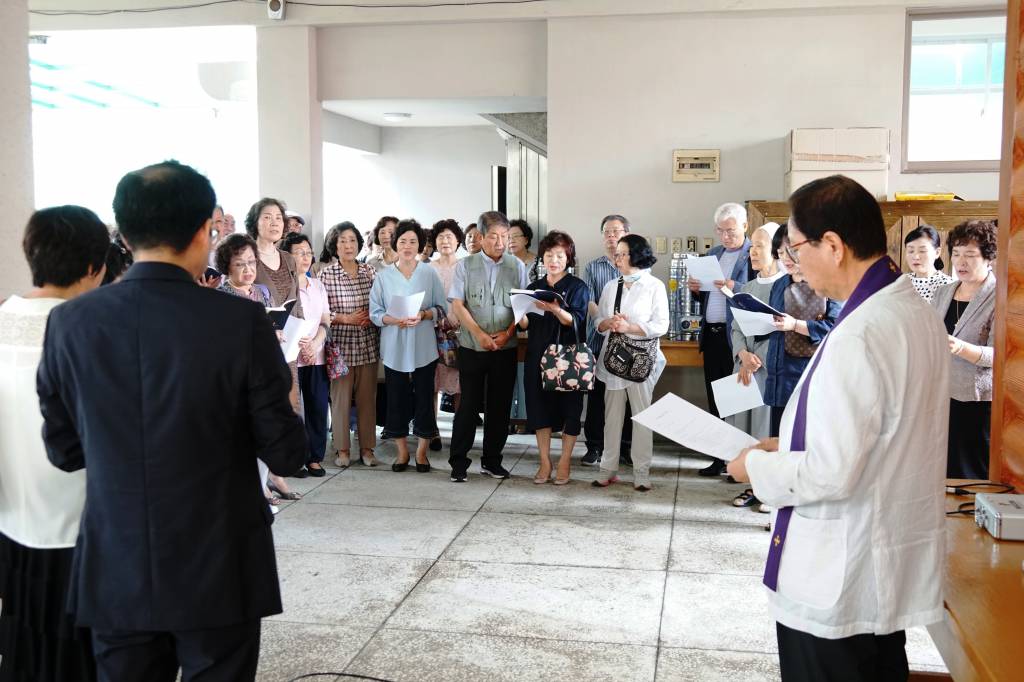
974, 493, 1024, 541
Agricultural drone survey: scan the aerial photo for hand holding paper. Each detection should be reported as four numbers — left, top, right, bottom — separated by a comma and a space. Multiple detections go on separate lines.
280, 316, 317, 363
711, 373, 766, 418
511, 293, 544, 323
684, 256, 727, 291
731, 307, 779, 337
632, 394, 757, 462
385, 291, 426, 321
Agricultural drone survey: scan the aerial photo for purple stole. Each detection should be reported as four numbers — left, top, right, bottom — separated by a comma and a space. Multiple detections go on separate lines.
763, 256, 902, 591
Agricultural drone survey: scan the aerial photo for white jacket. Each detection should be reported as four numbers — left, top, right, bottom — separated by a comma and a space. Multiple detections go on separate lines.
746, 276, 949, 639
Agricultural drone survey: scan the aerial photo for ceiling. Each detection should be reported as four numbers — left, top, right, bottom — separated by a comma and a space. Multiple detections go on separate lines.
322, 97, 547, 127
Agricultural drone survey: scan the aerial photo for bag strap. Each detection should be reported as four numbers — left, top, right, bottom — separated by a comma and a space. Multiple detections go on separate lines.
613, 277, 624, 315
547, 290, 582, 348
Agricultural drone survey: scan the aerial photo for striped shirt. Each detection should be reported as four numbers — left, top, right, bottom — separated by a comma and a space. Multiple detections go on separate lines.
584, 255, 620, 355
320, 262, 380, 367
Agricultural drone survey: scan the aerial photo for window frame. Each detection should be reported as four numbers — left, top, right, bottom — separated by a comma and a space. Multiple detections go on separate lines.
902, 7, 1006, 173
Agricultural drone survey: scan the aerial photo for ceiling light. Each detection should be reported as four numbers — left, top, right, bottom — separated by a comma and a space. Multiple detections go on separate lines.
383, 112, 412, 122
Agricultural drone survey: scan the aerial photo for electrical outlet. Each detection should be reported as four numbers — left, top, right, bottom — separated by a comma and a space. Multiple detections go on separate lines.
655, 236, 668, 254
671, 237, 683, 253
686, 236, 698, 252
702, 237, 714, 253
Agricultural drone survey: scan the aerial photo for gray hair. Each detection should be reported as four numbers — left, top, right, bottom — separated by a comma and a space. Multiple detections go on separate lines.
600, 214, 631, 232
477, 211, 510, 236
713, 202, 747, 227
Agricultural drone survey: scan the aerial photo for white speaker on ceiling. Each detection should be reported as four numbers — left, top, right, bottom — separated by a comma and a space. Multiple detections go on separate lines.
267, 0, 285, 20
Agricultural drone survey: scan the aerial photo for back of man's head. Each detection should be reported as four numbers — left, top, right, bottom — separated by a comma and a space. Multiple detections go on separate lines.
113, 160, 216, 253
477, 211, 510, 235
788, 175, 886, 260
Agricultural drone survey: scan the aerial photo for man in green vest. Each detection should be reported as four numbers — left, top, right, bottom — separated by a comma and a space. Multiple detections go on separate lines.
448, 211, 529, 482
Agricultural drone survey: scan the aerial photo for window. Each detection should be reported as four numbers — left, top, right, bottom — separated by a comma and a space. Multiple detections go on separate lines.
29, 26, 257, 222
903, 11, 1006, 172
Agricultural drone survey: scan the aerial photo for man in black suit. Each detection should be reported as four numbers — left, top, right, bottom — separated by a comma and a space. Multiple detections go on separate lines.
37, 160, 306, 681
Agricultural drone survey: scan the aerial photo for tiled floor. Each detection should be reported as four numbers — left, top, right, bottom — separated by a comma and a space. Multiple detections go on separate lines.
258, 418, 948, 681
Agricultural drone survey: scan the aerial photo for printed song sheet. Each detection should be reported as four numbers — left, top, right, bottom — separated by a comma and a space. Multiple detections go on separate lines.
632, 393, 758, 461
385, 291, 426, 320
730, 307, 779, 337
280, 316, 317, 363
684, 256, 727, 291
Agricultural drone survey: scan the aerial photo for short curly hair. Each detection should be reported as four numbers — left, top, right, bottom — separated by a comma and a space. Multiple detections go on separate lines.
537, 230, 576, 268
948, 219, 997, 261
215, 233, 259, 274
372, 216, 399, 246
430, 219, 464, 249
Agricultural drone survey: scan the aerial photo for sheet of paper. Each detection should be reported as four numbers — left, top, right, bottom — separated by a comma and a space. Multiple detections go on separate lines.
631, 393, 758, 461
730, 307, 778, 337
511, 292, 544, 323
685, 256, 727, 291
711, 373, 767, 419
280, 316, 317, 363
385, 291, 426, 320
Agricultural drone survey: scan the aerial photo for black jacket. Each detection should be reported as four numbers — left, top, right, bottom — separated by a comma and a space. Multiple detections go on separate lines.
37, 261, 306, 631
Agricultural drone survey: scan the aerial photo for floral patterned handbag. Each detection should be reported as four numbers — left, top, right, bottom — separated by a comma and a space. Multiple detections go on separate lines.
539, 315, 596, 392
434, 305, 459, 368
325, 341, 349, 380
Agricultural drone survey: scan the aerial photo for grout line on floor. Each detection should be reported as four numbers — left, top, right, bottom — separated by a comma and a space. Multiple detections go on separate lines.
338, 447, 519, 675
651, 444, 685, 682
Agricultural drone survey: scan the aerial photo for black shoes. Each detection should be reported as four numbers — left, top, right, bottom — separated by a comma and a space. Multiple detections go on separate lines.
581, 448, 602, 466
392, 460, 409, 473
450, 470, 468, 482
293, 467, 309, 479
481, 464, 511, 479
416, 462, 431, 473
698, 459, 727, 477
307, 464, 326, 478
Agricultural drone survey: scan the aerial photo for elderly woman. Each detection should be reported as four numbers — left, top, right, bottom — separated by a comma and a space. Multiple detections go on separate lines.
246, 197, 303, 417
1, 206, 108, 680
430, 219, 465, 447
931, 219, 997, 480
321, 222, 381, 467
518, 231, 591, 485
370, 219, 447, 472
313, 223, 344, 277
216, 234, 302, 505
283, 232, 332, 477
905, 224, 953, 302
763, 224, 842, 438
592, 234, 669, 491
365, 216, 399, 273
509, 219, 537, 268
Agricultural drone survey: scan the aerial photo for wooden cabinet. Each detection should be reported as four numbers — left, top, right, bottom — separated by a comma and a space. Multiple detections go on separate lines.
746, 200, 999, 275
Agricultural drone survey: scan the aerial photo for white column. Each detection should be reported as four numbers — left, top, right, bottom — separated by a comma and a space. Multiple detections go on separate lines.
256, 25, 324, 251
0, 0, 34, 297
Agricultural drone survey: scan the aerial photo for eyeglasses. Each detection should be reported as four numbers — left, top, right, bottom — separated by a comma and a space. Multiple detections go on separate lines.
291, 249, 314, 257
783, 238, 814, 264
231, 259, 258, 270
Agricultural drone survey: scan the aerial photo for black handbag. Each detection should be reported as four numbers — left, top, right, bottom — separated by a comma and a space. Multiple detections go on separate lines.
602, 277, 658, 382
538, 312, 596, 392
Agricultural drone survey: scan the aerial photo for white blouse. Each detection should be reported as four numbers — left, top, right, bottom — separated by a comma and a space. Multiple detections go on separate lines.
593, 272, 670, 390
0, 296, 87, 548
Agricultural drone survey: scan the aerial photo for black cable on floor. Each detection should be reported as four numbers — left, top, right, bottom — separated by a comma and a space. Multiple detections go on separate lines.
287, 674, 394, 682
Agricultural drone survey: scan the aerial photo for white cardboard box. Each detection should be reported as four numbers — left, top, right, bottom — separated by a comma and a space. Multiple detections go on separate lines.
786, 127, 890, 172
785, 169, 888, 201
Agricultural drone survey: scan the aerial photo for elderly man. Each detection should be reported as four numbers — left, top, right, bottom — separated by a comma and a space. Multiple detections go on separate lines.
223, 212, 237, 237
728, 175, 948, 682
688, 202, 753, 476
581, 214, 633, 466
447, 210, 528, 482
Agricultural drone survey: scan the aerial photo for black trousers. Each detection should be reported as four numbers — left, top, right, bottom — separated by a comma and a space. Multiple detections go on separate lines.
776, 623, 908, 682
583, 376, 632, 452
947, 398, 991, 480
449, 347, 517, 472
701, 323, 735, 418
92, 619, 261, 682
382, 361, 438, 439
298, 364, 330, 464
770, 405, 785, 439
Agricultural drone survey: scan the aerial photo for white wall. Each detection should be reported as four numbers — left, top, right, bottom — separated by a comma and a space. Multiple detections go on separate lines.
1, 0, 34, 297
323, 125, 506, 235
547, 8, 1001, 280
317, 21, 547, 100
